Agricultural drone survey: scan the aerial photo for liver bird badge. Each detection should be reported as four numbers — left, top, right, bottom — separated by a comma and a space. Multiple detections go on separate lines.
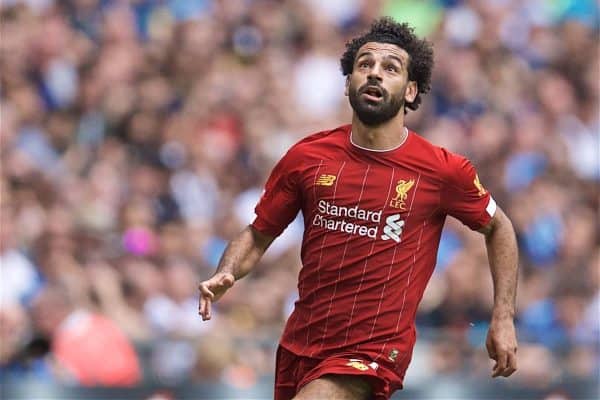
389, 179, 415, 210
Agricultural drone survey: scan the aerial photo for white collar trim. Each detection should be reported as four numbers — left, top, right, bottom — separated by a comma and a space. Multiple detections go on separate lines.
350, 127, 409, 152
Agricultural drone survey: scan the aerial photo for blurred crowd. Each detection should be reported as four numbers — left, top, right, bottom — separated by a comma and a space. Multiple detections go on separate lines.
0, 0, 598, 393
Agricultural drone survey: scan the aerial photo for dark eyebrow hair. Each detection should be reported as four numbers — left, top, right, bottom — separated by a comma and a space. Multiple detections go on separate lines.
356, 51, 373, 61
356, 51, 406, 67
386, 55, 405, 66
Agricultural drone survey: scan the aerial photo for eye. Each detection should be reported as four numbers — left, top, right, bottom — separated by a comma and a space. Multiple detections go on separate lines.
386, 65, 398, 72
359, 61, 370, 68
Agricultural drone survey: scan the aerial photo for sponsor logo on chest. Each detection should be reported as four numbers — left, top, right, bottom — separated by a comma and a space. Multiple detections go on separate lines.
312, 176, 415, 242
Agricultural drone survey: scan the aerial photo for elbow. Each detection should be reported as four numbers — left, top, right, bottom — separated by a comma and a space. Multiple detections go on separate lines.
248, 225, 275, 252
484, 207, 515, 241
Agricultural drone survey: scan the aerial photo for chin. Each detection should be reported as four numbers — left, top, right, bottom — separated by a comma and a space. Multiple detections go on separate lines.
357, 114, 389, 126
358, 101, 384, 112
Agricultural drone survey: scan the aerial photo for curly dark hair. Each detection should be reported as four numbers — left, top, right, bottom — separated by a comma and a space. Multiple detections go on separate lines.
340, 17, 434, 113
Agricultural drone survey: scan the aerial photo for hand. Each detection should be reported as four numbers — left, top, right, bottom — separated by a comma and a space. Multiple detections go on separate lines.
198, 272, 235, 321
486, 316, 518, 378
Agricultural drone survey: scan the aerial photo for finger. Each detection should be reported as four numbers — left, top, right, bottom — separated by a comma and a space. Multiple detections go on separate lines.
199, 294, 206, 314
204, 297, 212, 321
199, 296, 212, 321
502, 350, 517, 377
502, 366, 517, 377
219, 273, 235, 288
198, 283, 214, 320
492, 351, 508, 378
198, 283, 215, 300
199, 295, 206, 318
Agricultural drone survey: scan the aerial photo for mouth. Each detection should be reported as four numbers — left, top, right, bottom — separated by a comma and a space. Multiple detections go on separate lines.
361, 85, 384, 102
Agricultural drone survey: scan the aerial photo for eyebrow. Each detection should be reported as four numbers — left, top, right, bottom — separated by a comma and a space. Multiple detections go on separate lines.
356, 51, 373, 61
356, 52, 405, 67
386, 55, 405, 66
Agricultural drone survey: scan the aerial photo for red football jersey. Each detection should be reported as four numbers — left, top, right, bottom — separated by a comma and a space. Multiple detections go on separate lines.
251, 124, 496, 379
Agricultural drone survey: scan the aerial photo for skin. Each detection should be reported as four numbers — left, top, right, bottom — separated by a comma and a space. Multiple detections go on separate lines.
478, 207, 519, 378
345, 42, 417, 150
198, 41, 519, 399
294, 375, 372, 400
198, 226, 273, 321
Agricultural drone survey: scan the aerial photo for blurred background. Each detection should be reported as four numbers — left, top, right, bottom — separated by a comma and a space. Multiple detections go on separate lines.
0, 0, 598, 399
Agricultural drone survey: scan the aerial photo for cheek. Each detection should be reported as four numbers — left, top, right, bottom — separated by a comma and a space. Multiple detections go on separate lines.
348, 76, 360, 89
350, 71, 368, 86
347, 79, 360, 95
388, 82, 407, 98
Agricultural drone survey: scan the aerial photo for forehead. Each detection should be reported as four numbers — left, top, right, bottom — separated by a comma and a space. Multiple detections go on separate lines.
356, 42, 409, 61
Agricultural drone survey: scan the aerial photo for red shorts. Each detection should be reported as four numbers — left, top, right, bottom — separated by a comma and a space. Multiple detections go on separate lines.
274, 345, 404, 400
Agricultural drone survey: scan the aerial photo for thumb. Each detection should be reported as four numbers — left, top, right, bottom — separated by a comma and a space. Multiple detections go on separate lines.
219, 273, 235, 288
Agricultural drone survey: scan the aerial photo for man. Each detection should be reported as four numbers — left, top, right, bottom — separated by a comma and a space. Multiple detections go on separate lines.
31, 285, 141, 386
199, 17, 518, 400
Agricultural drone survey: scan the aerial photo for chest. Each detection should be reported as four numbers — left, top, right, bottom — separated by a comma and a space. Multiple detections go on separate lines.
300, 160, 441, 222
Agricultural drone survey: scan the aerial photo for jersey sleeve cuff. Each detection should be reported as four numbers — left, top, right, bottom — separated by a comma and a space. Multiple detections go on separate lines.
251, 217, 283, 238
486, 196, 497, 218
464, 195, 496, 231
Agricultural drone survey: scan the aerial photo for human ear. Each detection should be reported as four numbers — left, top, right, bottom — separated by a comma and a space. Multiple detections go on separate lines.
404, 81, 417, 103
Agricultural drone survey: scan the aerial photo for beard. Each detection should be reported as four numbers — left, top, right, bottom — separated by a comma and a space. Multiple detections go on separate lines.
348, 81, 405, 126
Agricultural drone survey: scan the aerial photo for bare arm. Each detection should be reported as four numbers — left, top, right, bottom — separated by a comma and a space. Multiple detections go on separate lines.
214, 225, 274, 279
198, 226, 275, 320
478, 206, 519, 377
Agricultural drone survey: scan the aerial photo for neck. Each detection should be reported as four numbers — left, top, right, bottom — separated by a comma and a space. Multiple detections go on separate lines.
351, 113, 407, 151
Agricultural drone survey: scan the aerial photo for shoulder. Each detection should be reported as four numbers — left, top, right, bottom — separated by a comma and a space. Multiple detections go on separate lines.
292, 124, 349, 151
284, 125, 349, 160
407, 131, 473, 182
406, 131, 462, 167
269, 125, 348, 177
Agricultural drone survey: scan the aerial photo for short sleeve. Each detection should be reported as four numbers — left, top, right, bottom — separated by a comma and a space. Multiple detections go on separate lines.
251, 149, 302, 237
440, 152, 496, 230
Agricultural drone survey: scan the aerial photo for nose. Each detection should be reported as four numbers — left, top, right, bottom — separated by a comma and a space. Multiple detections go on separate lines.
367, 63, 383, 82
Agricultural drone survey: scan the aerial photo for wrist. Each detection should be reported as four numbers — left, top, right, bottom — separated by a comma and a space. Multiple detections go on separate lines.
491, 307, 515, 320
214, 271, 236, 282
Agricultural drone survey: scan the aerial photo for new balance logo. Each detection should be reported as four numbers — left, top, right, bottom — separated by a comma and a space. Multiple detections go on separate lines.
381, 214, 404, 243
316, 174, 336, 186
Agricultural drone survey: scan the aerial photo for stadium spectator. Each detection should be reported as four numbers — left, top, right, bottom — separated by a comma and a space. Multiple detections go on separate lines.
0, 0, 597, 395
30, 285, 141, 386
